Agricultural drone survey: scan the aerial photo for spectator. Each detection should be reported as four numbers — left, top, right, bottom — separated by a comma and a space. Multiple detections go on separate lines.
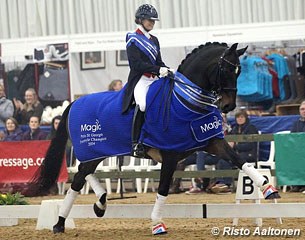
22, 116, 47, 140
291, 100, 305, 133
0, 84, 14, 127
2, 117, 23, 141
13, 88, 44, 125
0, 131, 4, 141
108, 79, 123, 91
229, 110, 258, 163
46, 115, 62, 140
185, 152, 234, 195
289, 100, 305, 192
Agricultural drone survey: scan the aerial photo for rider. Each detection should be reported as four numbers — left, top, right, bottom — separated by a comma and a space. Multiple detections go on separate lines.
122, 4, 171, 158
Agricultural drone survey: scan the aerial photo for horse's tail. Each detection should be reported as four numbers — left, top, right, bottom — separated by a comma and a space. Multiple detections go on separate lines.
26, 102, 73, 196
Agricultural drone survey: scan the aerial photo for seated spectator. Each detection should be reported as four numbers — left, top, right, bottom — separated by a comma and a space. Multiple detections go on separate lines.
13, 88, 44, 125
0, 131, 4, 141
0, 84, 14, 127
22, 116, 47, 140
229, 110, 258, 163
46, 115, 62, 140
185, 152, 234, 195
291, 100, 305, 133
108, 79, 123, 91
3, 117, 23, 141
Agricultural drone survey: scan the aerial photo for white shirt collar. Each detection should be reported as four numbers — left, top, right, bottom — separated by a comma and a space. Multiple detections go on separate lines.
138, 25, 151, 39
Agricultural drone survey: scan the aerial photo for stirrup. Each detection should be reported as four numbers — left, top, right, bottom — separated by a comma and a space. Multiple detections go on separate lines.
131, 143, 145, 158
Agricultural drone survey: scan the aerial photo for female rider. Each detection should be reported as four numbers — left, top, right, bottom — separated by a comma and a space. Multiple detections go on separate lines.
122, 4, 170, 158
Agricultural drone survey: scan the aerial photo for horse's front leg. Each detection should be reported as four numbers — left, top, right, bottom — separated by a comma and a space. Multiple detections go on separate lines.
151, 153, 179, 235
53, 158, 105, 234
205, 138, 280, 199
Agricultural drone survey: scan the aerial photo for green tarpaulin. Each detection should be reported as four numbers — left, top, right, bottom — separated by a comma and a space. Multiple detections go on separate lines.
274, 132, 305, 186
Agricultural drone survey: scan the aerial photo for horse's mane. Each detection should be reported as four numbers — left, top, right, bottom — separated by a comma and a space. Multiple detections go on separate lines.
177, 42, 228, 72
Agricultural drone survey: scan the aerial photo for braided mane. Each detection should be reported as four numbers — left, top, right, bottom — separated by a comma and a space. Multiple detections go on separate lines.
177, 42, 228, 72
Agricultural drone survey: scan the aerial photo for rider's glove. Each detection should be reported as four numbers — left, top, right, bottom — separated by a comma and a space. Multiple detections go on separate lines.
159, 67, 169, 77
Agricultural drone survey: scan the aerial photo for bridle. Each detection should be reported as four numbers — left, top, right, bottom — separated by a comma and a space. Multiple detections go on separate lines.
215, 48, 241, 94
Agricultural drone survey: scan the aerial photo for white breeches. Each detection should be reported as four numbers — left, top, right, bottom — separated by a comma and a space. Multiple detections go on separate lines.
134, 75, 157, 112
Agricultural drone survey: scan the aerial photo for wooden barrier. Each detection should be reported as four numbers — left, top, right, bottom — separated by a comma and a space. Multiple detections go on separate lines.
1, 203, 305, 219
68, 169, 276, 182
66, 133, 276, 181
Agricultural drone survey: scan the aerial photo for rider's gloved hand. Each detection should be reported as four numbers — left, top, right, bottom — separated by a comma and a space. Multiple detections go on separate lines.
167, 69, 175, 79
159, 67, 169, 77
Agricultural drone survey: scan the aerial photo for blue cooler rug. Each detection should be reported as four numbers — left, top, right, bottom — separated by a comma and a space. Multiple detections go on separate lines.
68, 72, 224, 162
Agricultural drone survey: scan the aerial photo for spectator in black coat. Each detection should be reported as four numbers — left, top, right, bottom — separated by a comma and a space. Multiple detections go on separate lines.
229, 110, 258, 163
22, 116, 47, 140
291, 100, 305, 133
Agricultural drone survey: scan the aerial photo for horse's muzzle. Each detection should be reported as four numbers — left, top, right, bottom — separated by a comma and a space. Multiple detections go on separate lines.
222, 103, 236, 113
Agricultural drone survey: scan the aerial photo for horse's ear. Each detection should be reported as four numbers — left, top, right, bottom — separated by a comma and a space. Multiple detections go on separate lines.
229, 43, 238, 52
237, 46, 248, 56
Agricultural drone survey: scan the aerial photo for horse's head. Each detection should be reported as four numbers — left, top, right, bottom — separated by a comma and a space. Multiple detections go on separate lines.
177, 42, 247, 113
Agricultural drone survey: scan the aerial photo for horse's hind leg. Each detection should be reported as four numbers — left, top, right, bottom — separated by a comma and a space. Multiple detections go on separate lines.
86, 174, 107, 217
53, 158, 104, 234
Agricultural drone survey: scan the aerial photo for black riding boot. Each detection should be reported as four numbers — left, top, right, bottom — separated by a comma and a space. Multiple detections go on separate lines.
131, 105, 145, 158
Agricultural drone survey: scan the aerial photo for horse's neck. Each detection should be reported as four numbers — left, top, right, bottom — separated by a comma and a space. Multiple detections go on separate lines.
180, 71, 210, 91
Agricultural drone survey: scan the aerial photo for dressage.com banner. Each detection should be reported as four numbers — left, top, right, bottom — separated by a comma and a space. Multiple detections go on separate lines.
0, 141, 68, 183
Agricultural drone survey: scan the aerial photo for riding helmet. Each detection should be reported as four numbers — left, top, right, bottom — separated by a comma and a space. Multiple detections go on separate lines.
135, 4, 159, 21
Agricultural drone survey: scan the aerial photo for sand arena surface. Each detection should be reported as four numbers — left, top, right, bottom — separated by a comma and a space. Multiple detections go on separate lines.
1, 192, 305, 240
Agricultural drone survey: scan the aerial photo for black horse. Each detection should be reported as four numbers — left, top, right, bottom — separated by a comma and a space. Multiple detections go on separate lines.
27, 42, 279, 235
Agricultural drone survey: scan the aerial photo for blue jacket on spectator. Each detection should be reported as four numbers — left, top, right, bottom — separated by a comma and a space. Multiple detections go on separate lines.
3, 127, 23, 141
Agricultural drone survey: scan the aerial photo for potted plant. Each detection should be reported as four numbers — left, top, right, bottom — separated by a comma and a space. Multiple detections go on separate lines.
0, 192, 28, 226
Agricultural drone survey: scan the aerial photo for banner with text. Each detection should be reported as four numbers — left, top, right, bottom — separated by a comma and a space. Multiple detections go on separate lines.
0, 141, 68, 183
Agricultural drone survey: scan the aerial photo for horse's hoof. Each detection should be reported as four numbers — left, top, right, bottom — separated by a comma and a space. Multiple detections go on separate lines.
94, 203, 106, 217
94, 193, 107, 217
262, 184, 281, 199
53, 223, 65, 234
152, 222, 167, 235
